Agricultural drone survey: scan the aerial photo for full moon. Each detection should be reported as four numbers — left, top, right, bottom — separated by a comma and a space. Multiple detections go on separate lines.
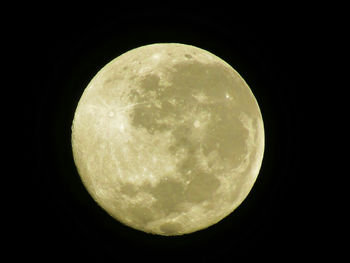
71, 43, 264, 236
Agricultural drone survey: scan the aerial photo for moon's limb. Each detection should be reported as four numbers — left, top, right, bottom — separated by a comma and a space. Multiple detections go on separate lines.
72, 43, 264, 235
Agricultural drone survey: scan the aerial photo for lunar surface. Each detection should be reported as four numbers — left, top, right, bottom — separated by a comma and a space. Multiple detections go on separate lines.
71, 43, 264, 236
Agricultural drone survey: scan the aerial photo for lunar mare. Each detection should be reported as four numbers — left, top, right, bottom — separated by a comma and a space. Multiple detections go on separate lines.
71, 43, 264, 235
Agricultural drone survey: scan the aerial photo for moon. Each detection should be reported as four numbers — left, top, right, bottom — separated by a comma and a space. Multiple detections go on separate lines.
71, 43, 264, 236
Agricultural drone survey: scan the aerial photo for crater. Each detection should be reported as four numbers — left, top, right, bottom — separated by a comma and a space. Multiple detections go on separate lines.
120, 183, 138, 197
159, 222, 183, 235
104, 78, 113, 84
127, 205, 155, 225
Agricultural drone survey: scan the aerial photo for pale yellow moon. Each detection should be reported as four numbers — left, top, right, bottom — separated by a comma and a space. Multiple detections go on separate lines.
71, 43, 264, 236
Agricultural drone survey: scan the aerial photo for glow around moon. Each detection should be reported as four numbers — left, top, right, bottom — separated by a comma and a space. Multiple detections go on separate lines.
71, 43, 264, 236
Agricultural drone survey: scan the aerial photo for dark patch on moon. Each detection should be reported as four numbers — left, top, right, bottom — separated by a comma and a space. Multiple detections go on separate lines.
168, 61, 232, 100
185, 171, 221, 203
203, 115, 249, 166
129, 73, 170, 134
148, 179, 186, 214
